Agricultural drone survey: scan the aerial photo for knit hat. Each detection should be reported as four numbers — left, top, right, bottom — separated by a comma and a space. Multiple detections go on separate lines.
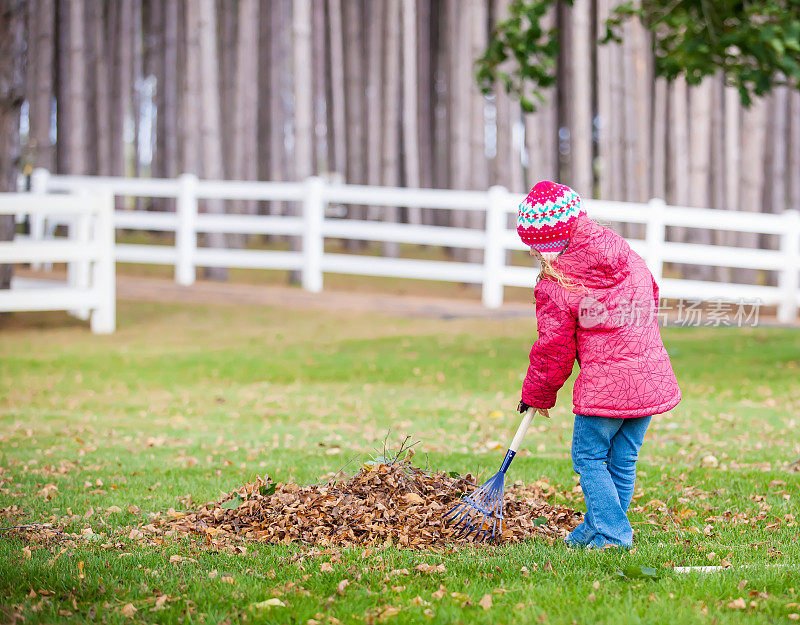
517, 181, 586, 253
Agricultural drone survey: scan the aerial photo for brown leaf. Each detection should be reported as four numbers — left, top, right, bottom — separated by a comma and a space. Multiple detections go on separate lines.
120, 603, 137, 618
320, 562, 334, 573
478, 594, 493, 610
727, 598, 746, 610
337, 579, 350, 595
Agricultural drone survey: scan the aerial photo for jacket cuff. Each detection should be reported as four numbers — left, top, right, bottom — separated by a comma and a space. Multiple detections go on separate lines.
521, 388, 556, 410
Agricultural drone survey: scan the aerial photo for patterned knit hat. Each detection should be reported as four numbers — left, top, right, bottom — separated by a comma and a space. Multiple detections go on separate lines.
517, 181, 585, 253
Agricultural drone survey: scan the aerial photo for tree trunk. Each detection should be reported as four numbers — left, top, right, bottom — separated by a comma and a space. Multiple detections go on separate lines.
568, 0, 592, 197
738, 96, 768, 284
667, 77, 689, 207
28, 0, 55, 171
312, 0, 327, 173
182, 0, 201, 176
0, 0, 25, 289
416, 0, 433, 198
132, 0, 143, 187
90, 0, 110, 176
218, 0, 237, 180
627, 2, 650, 203
111, 0, 133, 179
381, 0, 401, 257
268, 0, 290, 216
293, 0, 313, 179
492, 0, 518, 191
233, 0, 258, 217
292, 0, 313, 281
162, 0, 179, 179
66, 0, 87, 175
448, 0, 469, 255
724, 86, 740, 211
764, 87, 788, 214
710, 76, 729, 281
197, 0, 227, 280
596, 0, 613, 198
686, 79, 713, 279
342, 0, 365, 245
524, 5, 557, 189
789, 91, 800, 211
650, 77, 667, 200
365, 0, 384, 220
328, 0, 346, 180
402, 0, 421, 225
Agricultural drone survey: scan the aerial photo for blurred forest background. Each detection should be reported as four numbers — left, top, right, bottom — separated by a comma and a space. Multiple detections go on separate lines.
11, 0, 799, 210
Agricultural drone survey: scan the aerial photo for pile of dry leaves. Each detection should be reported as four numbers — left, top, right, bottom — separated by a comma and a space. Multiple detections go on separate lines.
162, 459, 581, 549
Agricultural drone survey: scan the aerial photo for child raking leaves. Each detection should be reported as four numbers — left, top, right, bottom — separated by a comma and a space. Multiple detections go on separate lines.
517, 181, 681, 549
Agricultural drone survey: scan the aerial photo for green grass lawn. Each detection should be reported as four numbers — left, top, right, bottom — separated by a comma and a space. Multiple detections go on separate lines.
1, 300, 799, 624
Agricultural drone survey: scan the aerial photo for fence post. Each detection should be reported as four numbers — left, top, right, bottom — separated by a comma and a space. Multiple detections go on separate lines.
482, 185, 507, 308
68, 189, 92, 320
90, 186, 116, 334
778, 209, 800, 324
646, 198, 666, 285
176, 173, 198, 286
29, 168, 50, 270
302, 176, 325, 293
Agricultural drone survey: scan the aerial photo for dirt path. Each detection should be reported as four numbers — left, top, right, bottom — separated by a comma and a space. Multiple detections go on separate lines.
15, 269, 533, 320
116, 275, 534, 319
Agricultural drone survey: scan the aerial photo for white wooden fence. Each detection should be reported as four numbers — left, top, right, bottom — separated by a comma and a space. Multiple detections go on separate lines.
0, 187, 116, 333
24, 168, 800, 323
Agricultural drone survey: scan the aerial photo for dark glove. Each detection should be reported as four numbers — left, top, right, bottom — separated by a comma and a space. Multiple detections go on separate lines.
517, 400, 532, 414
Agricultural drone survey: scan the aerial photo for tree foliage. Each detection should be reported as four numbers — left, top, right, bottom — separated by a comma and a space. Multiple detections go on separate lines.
477, 0, 800, 110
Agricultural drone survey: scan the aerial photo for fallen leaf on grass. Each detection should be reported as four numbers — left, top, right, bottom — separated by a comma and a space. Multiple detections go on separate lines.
337, 579, 350, 595
478, 594, 493, 610
431, 585, 446, 600
154, 595, 168, 609
21, 547, 31, 560
250, 598, 285, 610
106, 506, 122, 514
727, 598, 747, 610
169, 555, 182, 563
120, 603, 137, 618
38, 483, 58, 500
77, 561, 84, 580
414, 563, 446, 574
788, 614, 799, 621
378, 606, 400, 621
320, 561, 334, 573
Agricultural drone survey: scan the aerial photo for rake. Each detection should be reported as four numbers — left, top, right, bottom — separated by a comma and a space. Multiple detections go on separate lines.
444, 407, 544, 542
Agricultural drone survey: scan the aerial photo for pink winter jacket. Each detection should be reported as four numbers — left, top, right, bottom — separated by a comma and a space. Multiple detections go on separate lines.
521, 214, 681, 418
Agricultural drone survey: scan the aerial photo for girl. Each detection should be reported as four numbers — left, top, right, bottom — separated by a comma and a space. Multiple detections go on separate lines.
516, 181, 681, 549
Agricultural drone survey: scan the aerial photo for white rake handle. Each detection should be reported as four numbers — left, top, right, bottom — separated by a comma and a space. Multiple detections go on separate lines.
509, 407, 546, 453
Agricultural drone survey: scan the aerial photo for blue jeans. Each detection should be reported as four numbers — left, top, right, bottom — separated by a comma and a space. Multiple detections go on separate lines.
566, 414, 651, 548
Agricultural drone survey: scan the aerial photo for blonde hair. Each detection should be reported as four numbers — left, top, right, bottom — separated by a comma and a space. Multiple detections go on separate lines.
533, 249, 586, 292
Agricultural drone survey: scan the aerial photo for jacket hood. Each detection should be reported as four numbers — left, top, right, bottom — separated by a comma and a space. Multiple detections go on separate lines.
552, 214, 631, 288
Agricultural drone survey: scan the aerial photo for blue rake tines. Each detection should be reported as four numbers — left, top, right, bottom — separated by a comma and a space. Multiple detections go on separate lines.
444, 449, 516, 543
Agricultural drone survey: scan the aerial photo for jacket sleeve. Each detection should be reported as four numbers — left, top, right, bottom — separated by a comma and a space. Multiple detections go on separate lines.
521, 281, 577, 409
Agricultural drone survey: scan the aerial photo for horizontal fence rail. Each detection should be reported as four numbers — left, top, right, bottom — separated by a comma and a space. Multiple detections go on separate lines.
22, 169, 800, 323
2, 187, 116, 333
